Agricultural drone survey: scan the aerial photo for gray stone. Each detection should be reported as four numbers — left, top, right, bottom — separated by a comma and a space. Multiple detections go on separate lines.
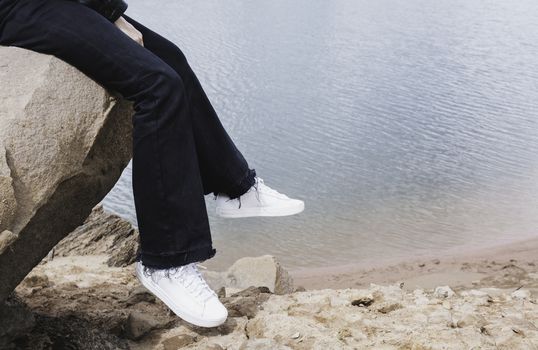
224, 255, 294, 294
223, 286, 271, 319
124, 310, 164, 340
351, 296, 375, 307
54, 204, 139, 267
0, 230, 17, 255
201, 255, 294, 295
434, 286, 455, 298
124, 285, 156, 306
205, 344, 224, 350
0, 46, 133, 302
376, 302, 402, 314
511, 289, 531, 300
162, 334, 198, 350
456, 313, 487, 328
20, 273, 50, 289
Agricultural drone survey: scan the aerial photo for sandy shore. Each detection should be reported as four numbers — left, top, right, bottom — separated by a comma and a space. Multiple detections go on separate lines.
3, 206, 537, 349
9, 245, 538, 349
290, 236, 538, 292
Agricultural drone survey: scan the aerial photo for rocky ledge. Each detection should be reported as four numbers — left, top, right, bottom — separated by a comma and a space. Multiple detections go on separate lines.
0, 205, 536, 349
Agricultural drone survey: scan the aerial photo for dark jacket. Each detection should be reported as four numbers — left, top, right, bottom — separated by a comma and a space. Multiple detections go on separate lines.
70, 0, 128, 22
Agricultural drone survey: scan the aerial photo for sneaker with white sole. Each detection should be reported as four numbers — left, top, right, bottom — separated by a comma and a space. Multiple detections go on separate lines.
215, 176, 304, 218
135, 260, 227, 328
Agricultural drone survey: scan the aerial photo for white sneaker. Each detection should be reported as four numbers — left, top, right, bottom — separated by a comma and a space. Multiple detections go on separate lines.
135, 260, 227, 328
215, 176, 304, 218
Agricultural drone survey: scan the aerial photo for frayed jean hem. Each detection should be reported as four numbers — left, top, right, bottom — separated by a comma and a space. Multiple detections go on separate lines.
135, 245, 216, 270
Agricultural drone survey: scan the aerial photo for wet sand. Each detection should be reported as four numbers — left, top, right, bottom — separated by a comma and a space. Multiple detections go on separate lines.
289, 236, 538, 292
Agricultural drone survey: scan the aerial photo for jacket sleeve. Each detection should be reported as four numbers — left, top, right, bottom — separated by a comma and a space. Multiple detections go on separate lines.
73, 0, 128, 22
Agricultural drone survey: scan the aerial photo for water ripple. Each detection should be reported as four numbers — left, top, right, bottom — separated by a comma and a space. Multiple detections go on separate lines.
104, 0, 538, 269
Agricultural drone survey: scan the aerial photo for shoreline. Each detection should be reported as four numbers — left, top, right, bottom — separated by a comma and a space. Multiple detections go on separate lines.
289, 235, 538, 291
5, 216, 537, 348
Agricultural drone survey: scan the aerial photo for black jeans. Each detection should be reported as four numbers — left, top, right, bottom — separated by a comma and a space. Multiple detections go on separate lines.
0, 0, 256, 268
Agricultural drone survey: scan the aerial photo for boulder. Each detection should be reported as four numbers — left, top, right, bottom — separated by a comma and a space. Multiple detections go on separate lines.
203, 255, 294, 295
0, 46, 133, 302
54, 204, 139, 267
226, 255, 294, 294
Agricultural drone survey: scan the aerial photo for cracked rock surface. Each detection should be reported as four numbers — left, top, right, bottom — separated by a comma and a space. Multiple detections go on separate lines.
0, 46, 133, 302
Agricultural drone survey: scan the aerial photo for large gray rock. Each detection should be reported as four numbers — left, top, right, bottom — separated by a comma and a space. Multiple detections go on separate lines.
54, 204, 139, 267
226, 255, 294, 294
203, 255, 295, 295
0, 46, 133, 302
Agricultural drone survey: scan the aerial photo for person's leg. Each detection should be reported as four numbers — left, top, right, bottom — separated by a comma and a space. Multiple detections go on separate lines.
121, 14, 256, 200
0, 0, 214, 268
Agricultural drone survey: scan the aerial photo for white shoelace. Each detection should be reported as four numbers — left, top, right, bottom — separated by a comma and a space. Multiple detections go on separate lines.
254, 177, 283, 197
167, 263, 217, 303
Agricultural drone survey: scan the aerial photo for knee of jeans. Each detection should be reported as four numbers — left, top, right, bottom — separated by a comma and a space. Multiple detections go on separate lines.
136, 66, 184, 108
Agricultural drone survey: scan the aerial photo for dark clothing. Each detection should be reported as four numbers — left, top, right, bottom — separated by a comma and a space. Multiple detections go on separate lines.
0, 0, 256, 268
69, 0, 128, 22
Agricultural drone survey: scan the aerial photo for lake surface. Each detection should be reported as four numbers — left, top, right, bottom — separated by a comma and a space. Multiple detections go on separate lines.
103, 0, 538, 270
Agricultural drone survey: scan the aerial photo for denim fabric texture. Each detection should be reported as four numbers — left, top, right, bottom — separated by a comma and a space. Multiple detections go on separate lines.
0, 0, 257, 268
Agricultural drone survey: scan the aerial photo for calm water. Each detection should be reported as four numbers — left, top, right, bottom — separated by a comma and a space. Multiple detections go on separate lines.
103, 0, 538, 270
